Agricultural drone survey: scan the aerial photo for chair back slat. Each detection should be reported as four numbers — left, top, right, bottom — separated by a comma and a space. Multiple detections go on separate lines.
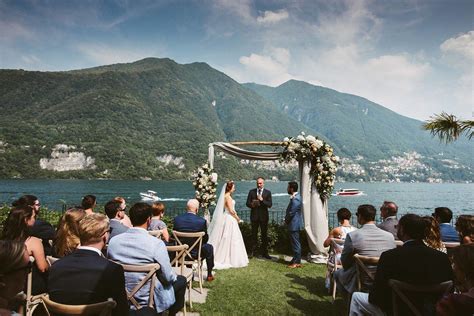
38, 294, 116, 316
354, 254, 379, 292
173, 231, 204, 263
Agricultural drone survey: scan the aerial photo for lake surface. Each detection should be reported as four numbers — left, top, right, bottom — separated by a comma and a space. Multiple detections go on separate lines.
1, 180, 472, 222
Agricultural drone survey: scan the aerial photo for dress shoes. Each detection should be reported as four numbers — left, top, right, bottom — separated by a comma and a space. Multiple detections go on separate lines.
287, 263, 302, 268
262, 254, 272, 260
206, 276, 215, 282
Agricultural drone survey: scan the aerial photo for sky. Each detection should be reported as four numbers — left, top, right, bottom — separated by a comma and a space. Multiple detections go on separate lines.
1, 0, 472, 121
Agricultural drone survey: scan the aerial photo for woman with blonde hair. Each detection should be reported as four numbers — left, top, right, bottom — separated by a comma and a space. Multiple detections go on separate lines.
149, 202, 169, 242
0, 240, 31, 315
1, 206, 48, 294
113, 196, 132, 227
422, 216, 447, 253
54, 208, 86, 257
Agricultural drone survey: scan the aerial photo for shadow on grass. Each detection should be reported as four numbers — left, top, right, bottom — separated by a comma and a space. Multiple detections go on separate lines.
285, 274, 343, 315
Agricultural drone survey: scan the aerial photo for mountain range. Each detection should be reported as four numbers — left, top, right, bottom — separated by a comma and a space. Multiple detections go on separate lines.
0, 57, 471, 181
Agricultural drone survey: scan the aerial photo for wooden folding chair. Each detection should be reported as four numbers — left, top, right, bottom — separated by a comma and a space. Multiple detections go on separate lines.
33, 293, 116, 316
148, 230, 162, 238
353, 254, 379, 292
388, 279, 453, 316
172, 230, 205, 294
326, 238, 344, 302
167, 244, 192, 314
112, 262, 161, 310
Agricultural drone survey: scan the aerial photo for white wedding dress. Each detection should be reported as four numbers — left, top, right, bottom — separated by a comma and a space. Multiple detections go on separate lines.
208, 186, 248, 269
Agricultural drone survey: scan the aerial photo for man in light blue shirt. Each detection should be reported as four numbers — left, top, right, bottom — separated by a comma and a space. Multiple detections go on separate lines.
433, 207, 460, 242
108, 203, 186, 315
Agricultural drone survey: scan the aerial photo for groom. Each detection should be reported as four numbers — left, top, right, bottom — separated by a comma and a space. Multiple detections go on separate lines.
285, 181, 302, 268
246, 177, 272, 259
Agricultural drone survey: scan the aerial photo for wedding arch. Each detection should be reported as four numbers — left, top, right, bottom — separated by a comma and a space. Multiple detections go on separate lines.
193, 134, 340, 263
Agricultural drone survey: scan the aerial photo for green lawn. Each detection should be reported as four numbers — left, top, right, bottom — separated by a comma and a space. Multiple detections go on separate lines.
193, 256, 343, 315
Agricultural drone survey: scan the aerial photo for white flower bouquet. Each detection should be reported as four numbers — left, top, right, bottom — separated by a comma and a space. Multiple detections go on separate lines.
192, 163, 218, 211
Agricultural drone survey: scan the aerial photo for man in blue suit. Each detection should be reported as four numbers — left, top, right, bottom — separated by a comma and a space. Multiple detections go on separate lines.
285, 181, 303, 268
433, 207, 460, 242
174, 199, 215, 281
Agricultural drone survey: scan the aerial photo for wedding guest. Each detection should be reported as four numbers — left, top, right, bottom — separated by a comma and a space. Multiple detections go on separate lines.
433, 207, 460, 242
81, 195, 97, 215
0, 240, 31, 316
54, 208, 86, 257
108, 203, 186, 315
323, 208, 357, 247
455, 215, 474, 244
1, 206, 48, 294
104, 201, 129, 240
285, 181, 303, 268
436, 243, 474, 315
377, 201, 398, 239
422, 216, 447, 253
13, 195, 55, 256
149, 202, 170, 243
113, 196, 133, 228
48, 214, 128, 316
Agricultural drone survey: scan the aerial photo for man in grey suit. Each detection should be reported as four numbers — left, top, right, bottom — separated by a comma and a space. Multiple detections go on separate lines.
335, 204, 396, 295
377, 201, 399, 239
108, 203, 186, 315
104, 200, 129, 240
285, 181, 303, 268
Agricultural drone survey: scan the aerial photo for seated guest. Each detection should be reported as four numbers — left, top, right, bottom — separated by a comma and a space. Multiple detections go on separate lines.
113, 197, 133, 228
422, 216, 447, 253
13, 195, 55, 256
377, 201, 399, 239
48, 213, 128, 316
350, 214, 453, 316
81, 194, 97, 215
149, 202, 170, 243
455, 215, 474, 244
108, 203, 186, 316
104, 201, 129, 240
334, 204, 395, 295
0, 240, 31, 316
1, 206, 49, 295
174, 199, 215, 281
436, 243, 474, 315
53, 207, 86, 257
433, 207, 460, 242
324, 208, 357, 247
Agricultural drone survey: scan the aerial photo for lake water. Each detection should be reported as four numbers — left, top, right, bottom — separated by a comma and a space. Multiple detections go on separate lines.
0, 180, 472, 225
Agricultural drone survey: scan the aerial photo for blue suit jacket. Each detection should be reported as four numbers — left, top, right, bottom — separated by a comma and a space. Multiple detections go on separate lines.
107, 228, 177, 313
173, 212, 209, 244
439, 223, 460, 242
285, 193, 303, 231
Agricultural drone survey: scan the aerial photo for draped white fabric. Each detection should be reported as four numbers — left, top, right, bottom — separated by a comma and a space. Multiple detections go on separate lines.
208, 142, 329, 263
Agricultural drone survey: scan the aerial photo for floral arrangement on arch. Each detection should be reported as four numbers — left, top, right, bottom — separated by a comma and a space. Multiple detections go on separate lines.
280, 132, 340, 200
192, 163, 218, 211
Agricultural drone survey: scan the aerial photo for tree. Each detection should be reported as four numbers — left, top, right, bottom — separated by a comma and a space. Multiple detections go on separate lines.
423, 112, 474, 143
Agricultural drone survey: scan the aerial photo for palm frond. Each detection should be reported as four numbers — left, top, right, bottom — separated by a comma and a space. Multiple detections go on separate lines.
423, 112, 473, 143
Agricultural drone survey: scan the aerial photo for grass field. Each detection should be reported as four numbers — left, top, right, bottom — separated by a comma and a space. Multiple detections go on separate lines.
192, 256, 343, 315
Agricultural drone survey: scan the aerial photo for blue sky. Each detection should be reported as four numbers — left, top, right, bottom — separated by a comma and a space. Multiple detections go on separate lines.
1, 0, 472, 120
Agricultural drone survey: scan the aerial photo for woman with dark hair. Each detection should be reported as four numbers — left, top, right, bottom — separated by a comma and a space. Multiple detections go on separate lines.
1, 206, 48, 294
422, 216, 447, 253
455, 215, 474, 244
436, 243, 474, 315
81, 195, 96, 215
208, 181, 248, 269
149, 202, 170, 242
0, 240, 30, 315
54, 208, 86, 257
12, 194, 55, 256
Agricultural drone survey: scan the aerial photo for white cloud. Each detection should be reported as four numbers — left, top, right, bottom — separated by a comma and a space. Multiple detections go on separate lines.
76, 43, 156, 65
21, 55, 41, 65
257, 10, 289, 24
440, 30, 474, 61
211, 0, 254, 23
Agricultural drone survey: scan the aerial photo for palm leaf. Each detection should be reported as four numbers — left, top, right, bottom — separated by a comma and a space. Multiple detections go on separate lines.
423, 112, 473, 143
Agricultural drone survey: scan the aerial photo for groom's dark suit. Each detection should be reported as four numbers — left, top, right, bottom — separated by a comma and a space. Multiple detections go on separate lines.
246, 188, 272, 256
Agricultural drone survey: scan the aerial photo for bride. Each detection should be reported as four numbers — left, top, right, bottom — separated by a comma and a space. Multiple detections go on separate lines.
208, 181, 249, 269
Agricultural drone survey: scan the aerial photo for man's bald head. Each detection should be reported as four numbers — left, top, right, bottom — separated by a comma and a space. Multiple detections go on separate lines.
186, 199, 200, 213
381, 201, 398, 218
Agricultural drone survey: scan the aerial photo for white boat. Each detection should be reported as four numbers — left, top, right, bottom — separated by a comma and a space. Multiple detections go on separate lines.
333, 188, 363, 196
140, 190, 161, 201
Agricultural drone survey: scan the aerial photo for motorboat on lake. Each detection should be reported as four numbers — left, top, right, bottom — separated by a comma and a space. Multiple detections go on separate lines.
140, 190, 161, 201
333, 188, 363, 196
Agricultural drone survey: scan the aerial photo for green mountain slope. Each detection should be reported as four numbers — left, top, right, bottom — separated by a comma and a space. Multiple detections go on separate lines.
0, 58, 310, 179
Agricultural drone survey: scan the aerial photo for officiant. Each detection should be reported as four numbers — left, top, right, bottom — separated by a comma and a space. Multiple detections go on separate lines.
246, 177, 272, 259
